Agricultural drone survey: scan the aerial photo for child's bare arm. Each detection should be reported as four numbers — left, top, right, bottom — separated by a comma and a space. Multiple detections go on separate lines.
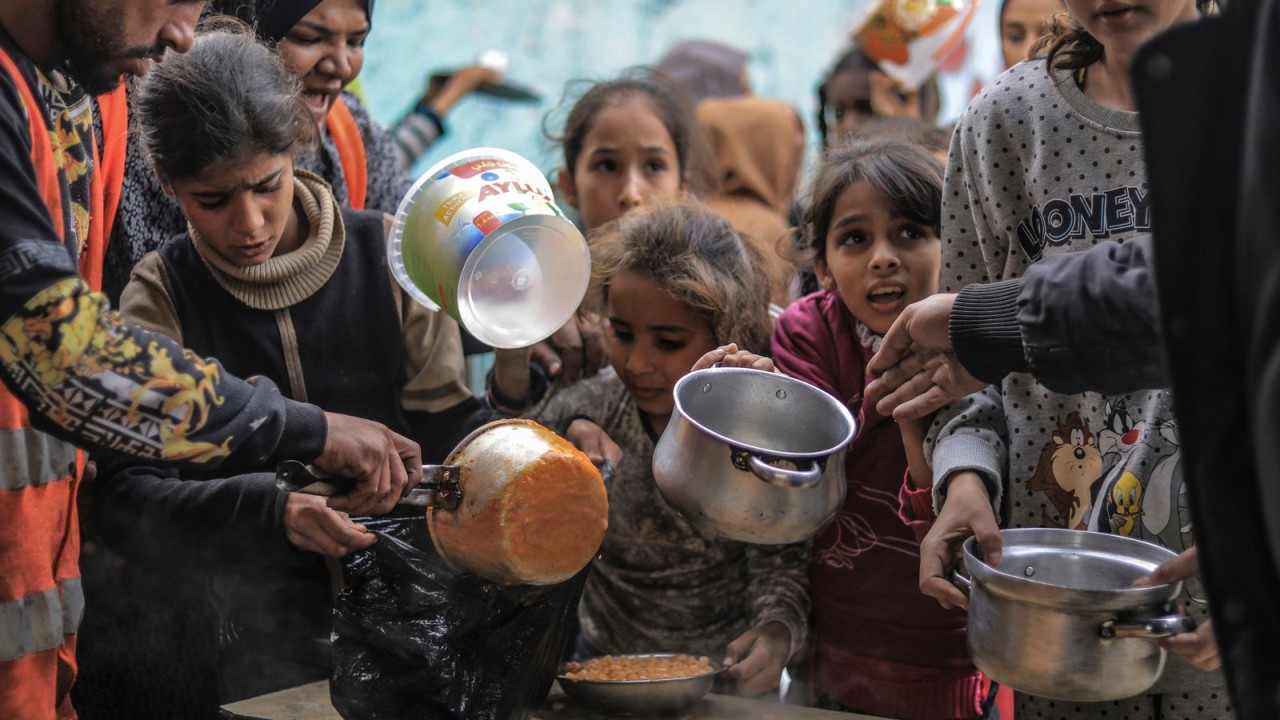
898, 413, 933, 490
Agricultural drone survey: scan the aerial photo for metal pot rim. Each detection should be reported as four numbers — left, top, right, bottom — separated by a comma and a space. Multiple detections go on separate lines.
671, 366, 856, 459
962, 529, 1182, 611
442, 417, 555, 465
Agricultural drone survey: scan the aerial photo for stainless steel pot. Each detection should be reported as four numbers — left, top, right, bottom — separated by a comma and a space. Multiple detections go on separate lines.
959, 528, 1195, 701
652, 366, 856, 545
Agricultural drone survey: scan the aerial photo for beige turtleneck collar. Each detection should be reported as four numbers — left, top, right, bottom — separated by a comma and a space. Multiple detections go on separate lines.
190, 169, 345, 311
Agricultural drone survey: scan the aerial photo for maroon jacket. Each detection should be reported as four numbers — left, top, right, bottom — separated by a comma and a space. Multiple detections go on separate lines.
772, 290, 984, 720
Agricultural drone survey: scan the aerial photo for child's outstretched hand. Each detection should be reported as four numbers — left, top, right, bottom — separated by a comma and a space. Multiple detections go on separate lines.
692, 343, 776, 373
566, 418, 624, 471
722, 621, 790, 696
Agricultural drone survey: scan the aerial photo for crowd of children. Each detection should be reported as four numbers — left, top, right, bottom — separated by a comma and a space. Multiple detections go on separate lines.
22, 0, 1238, 718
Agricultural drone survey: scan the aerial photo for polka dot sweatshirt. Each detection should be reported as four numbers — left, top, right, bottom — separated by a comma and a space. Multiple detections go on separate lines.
927, 59, 1232, 717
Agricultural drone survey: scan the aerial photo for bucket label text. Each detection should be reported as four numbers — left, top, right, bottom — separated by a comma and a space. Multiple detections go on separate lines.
477, 181, 552, 203
434, 191, 472, 226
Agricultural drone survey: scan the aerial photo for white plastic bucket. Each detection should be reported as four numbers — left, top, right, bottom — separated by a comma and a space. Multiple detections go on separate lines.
389, 148, 590, 348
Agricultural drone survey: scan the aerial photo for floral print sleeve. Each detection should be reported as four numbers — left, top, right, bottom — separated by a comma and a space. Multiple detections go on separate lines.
1, 274, 326, 469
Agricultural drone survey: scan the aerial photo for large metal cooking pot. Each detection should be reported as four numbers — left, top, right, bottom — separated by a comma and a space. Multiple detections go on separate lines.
959, 528, 1195, 701
278, 419, 609, 587
652, 366, 855, 545
427, 419, 609, 586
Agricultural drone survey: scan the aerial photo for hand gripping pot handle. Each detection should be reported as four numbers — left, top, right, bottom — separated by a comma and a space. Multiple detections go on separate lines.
1100, 614, 1197, 639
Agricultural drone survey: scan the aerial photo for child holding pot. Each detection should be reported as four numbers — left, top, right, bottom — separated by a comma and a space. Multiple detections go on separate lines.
770, 139, 1003, 719
88, 26, 532, 704
917, 0, 1232, 717
494, 200, 809, 697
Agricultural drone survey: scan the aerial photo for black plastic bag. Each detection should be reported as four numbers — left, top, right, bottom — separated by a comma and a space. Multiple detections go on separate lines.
330, 513, 585, 720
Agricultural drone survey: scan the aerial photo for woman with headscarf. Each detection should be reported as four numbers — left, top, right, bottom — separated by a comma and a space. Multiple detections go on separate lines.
102, 0, 460, 304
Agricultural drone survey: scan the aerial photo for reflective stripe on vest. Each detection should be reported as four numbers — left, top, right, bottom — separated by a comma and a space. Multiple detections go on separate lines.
0, 426, 76, 490
0, 45, 90, 694
0, 579, 83, 663
0, 48, 90, 495
326, 96, 368, 210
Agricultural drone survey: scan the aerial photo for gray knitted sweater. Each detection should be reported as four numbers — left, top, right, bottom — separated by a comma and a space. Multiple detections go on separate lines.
528, 373, 810, 662
928, 59, 1229, 711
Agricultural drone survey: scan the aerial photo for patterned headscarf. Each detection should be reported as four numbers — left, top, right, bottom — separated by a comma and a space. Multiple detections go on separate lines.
206, 0, 375, 43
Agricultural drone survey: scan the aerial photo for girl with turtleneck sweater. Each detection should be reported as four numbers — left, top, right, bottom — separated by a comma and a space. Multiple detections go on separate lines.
92, 28, 508, 704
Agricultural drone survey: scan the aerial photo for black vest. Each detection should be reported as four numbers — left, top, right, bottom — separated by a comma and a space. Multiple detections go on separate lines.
157, 208, 408, 434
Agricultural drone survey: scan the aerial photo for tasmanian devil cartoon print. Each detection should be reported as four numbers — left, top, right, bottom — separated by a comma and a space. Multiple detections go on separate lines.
1029, 412, 1104, 529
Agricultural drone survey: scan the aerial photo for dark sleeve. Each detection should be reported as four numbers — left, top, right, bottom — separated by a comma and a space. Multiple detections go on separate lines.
404, 395, 498, 464
88, 457, 291, 572
0, 77, 328, 473
949, 235, 1170, 393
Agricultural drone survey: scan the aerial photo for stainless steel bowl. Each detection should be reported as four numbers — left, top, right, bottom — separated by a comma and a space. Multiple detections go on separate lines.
557, 654, 723, 715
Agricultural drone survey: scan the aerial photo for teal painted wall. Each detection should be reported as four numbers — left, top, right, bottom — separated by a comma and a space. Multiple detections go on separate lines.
360, 0, 1002, 180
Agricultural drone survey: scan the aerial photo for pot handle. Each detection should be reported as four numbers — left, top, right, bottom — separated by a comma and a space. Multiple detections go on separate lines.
746, 453, 823, 489
275, 460, 461, 510
949, 567, 972, 596
1099, 615, 1197, 639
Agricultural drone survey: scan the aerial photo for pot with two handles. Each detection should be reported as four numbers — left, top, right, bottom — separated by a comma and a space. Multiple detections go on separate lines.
652, 366, 856, 545
957, 528, 1196, 702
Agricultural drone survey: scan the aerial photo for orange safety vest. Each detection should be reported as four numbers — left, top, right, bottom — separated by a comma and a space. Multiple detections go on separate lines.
325, 95, 368, 210
0, 47, 125, 720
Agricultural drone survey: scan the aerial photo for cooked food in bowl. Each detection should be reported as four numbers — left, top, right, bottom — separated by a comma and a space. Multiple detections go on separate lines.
557, 653, 723, 715
562, 653, 715, 681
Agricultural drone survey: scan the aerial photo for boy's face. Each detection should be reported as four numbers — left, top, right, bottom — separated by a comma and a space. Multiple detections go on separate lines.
816, 181, 940, 335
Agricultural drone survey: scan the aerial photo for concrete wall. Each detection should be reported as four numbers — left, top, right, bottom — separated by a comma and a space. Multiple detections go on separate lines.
360, 0, 1002, 180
